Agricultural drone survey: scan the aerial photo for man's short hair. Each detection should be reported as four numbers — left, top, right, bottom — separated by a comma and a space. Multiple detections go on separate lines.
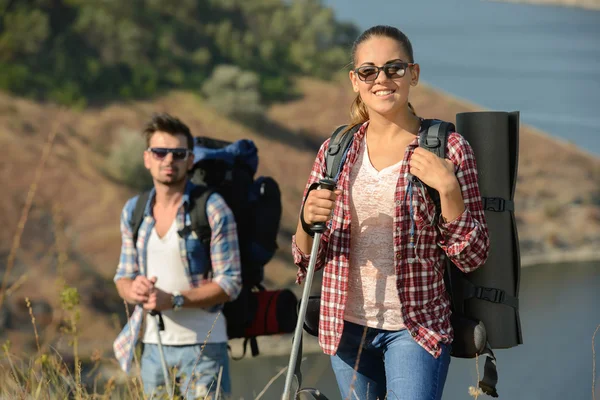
143, 113, 194, 150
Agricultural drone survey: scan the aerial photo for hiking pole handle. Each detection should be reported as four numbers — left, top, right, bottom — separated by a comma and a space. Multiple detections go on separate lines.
282, 231, 324, 400
310, 178, 336, 234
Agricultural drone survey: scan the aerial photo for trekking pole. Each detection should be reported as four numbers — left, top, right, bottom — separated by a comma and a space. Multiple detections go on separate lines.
150, 310, 174, 399
282, 179, 336, 400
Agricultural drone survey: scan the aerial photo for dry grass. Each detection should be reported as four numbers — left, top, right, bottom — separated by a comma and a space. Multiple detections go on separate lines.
0, 113, 63, 312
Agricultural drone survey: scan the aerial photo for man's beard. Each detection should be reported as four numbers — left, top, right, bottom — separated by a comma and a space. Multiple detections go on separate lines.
159, 175, 187, 186
156, 166, 187, 186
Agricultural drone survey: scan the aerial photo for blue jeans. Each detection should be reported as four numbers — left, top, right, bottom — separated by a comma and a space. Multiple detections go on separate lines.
141, 343, 230, 399
330, 321, 451, 400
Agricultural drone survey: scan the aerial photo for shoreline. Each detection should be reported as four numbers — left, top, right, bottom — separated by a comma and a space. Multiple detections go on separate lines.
487, 0, 600, 10
520, 249, 600, 267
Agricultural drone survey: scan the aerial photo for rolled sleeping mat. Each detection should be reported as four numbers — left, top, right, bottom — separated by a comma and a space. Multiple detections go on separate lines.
454, 111, 523, 350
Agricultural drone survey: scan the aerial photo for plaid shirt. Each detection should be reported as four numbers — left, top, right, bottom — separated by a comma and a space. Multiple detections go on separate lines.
292, 120, 490, 358
113, 181, 241, 372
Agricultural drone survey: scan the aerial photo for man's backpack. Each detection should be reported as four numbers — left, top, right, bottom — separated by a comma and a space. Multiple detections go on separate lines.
130, 137, 298, 359
301, 115, 521, 398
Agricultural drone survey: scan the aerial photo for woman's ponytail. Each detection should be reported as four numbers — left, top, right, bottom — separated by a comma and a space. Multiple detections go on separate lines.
342, 94, 370, 135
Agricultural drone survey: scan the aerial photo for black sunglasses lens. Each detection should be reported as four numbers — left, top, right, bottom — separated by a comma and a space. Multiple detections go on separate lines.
172, 150, 188, 160
357, 66, 379, 82
151, 149, 169, 159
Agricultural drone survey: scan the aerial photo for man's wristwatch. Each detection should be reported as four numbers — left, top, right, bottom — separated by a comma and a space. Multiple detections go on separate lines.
171, 291, 184, 311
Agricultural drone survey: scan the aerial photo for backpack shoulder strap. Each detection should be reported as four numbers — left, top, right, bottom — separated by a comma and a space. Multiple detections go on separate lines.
131, 191, 151, 247
325, 124, 361, 181
188, 186, 215, 273
418, 120, 454, 221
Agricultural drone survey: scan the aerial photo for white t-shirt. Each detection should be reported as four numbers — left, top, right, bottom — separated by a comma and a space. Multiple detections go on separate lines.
142, 220, 227, 345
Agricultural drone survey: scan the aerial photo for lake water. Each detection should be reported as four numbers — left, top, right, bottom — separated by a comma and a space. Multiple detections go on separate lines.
229, 262, 600, 399
322, 0, 600, 156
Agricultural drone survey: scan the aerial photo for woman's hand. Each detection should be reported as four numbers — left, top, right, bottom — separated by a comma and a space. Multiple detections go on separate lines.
303, 188, 342, 226
409, 147, 458, 194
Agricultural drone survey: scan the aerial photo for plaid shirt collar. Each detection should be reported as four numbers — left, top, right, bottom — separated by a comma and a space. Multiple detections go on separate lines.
141, 180, 195, 217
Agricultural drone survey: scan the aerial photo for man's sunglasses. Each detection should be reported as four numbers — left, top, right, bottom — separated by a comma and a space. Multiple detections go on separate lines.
354, 62, 415, 83
147, 147, 190, 161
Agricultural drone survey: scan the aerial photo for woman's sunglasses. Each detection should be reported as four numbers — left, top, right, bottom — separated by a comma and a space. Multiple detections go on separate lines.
354, 62, 415, 83
147, 147, 190, 161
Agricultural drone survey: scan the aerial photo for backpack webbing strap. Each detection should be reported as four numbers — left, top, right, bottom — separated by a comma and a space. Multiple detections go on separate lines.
131, 191, 151, 246
228, 337, 260, 361
478, 344, 499, 398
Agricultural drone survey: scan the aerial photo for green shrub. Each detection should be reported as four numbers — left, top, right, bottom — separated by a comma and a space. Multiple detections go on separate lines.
201, 64, 266, 126
106, 129, 153, 191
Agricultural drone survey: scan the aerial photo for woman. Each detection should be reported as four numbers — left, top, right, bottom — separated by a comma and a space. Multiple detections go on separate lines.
292, 25, 490, 400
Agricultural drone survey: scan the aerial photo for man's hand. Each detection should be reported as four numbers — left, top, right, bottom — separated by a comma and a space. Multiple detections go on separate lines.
125, 275, 155, 304
143, 277, 172, 312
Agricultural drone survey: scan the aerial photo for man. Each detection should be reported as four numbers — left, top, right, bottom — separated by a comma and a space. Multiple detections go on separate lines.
113, 113, 241, 399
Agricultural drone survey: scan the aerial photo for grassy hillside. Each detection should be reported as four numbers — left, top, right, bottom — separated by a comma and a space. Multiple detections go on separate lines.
0, 76, 599, 367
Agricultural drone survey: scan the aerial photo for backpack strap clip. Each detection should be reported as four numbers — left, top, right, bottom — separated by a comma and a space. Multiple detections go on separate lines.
465, 282, 519, 309
476, 287, 506, 305
423, 136, 441, 148
482, 197, 514, 212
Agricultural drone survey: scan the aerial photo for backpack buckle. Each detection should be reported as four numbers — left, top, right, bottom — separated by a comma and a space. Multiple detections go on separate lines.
424, 137, 441, 148
475, 287, 505, 304
483, 197, 505, 212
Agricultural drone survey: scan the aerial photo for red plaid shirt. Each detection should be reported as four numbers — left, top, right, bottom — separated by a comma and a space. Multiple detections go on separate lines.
292, 120, 490, 358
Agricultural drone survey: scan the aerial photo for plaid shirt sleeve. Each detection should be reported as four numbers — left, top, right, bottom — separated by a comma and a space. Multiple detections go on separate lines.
438, 133, 490, 273
206, 193, 242, 301
292, 139, 333, 284
112, 196, 143, 373
113, 197, 140, 282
